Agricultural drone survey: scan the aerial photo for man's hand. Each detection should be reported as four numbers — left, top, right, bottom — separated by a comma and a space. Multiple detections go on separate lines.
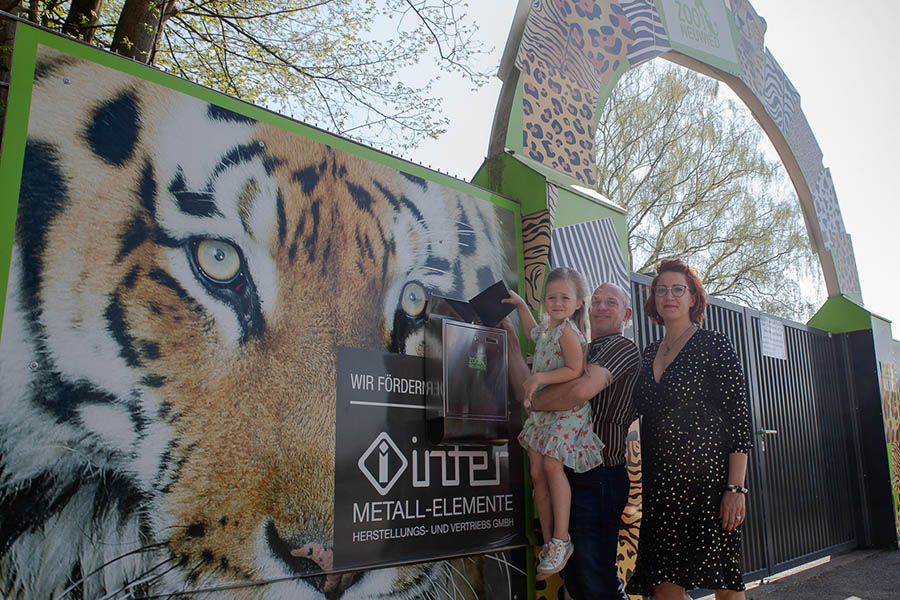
499, 317, 529, 403
522, 373, 543, 401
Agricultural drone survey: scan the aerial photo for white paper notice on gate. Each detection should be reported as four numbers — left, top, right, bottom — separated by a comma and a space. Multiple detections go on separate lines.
759, 316, 787, 360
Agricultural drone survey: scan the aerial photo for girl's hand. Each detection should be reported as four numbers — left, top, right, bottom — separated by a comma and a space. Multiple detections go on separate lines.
522, 374, 542, 402
502, 289, 526, 307
504, 288, 538, 342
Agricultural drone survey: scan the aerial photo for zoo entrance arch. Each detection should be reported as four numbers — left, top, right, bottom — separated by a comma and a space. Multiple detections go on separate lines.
472, 0, 899, 594
486, 0, 862, 304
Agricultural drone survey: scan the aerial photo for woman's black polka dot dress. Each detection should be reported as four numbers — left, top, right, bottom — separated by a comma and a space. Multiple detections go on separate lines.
626, 328, 753, 595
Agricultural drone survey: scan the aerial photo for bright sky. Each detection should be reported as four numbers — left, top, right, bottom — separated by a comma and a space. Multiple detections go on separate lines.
405, 0, 899, 333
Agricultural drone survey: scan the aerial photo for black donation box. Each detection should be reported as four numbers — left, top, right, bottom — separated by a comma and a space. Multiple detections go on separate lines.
424, 293, 510, 445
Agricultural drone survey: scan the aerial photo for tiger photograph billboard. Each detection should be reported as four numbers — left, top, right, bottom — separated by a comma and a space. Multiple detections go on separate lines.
0, 26, 526, 599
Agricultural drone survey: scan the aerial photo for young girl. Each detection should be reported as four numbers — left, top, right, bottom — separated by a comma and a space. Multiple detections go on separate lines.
503, 267, 604, 578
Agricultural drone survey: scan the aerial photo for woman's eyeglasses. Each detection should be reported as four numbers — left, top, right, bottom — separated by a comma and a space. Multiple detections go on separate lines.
655, 285, 689, 297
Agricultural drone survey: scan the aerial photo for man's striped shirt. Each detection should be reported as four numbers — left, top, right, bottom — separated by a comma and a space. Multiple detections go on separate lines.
586, 334, 641, 467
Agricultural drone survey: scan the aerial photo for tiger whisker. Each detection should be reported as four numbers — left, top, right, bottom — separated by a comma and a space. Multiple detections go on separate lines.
412, 229, 476, 244
431, 219, 477, 231
412, 234, 476, 247
427, 577, 454, 600
421, 562, 449, 600
485, 552, 513, 599
421, 586, 438, 600
482, 552, 526, 576
163, 558, 211, 600
52, 542, 169, 600
419, 266, 451, 275
126, 556, 192, 600
93, 555, 178, 600
443, 560, 478, 599
437, 566, 461, 599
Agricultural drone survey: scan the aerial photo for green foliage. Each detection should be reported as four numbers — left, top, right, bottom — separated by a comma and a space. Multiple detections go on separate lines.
596, 60, 824, 320
22, 0, 491, 150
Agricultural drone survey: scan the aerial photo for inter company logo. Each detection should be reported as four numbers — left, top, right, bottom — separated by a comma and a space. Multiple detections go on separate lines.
357, 432, 510, 496
357, 432, 408, 496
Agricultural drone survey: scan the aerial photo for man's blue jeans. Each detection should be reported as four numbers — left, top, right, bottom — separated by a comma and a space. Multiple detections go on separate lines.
562, 464, 630, 600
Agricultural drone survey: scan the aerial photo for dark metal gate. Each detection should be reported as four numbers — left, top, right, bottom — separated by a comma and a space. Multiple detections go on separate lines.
631, 273, 860, 581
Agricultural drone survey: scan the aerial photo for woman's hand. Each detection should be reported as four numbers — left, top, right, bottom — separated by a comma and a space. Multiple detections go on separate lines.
719, 490, 747, 531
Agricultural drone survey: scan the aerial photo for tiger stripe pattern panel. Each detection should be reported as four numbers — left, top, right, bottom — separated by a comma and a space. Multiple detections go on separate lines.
549, 218, 630, 295
0, 44, 520, 599
521, 208, 553, 312
619, 421, 642, 592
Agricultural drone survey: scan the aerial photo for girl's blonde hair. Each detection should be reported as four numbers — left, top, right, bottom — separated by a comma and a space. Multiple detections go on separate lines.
544, 267, 589, 336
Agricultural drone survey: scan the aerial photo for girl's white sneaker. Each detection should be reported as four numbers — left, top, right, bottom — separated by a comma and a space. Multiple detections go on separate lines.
536, 537, 573, 578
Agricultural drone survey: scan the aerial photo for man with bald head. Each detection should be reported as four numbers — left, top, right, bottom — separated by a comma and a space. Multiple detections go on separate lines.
504, 282, 641, 600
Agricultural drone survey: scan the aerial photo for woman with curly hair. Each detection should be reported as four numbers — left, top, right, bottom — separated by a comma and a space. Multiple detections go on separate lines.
626, 258, 753, 600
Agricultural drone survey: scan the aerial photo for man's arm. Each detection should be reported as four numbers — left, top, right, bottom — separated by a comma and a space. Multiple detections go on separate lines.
500, 318, 614, 411
499, 318, 531, 404
530, 364, 612, 411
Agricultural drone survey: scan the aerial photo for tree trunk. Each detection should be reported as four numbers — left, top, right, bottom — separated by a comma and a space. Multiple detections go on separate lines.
1, 2, 25, 158
62, 0, 105, 43
110, 0, 175, 63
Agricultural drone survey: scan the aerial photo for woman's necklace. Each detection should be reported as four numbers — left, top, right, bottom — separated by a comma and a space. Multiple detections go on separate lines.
661, 323, 697, 356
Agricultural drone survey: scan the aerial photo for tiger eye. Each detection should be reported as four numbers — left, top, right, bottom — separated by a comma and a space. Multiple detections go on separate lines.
195, 239, 241, 282
400, 282, 426, 317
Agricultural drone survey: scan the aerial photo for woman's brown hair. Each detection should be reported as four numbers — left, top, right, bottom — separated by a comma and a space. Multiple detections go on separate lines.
643, 258, 708, 325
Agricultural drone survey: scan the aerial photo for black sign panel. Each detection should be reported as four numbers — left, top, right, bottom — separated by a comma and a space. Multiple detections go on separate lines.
334, 346, 526, 570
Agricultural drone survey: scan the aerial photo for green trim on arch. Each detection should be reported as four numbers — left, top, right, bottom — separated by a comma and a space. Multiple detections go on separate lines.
808, 295, 873, 333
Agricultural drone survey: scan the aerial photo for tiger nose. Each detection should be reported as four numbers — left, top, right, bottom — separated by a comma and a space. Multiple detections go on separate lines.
266, 522, 360, 597
291, 541, 333, 570
290, 543, 361, 598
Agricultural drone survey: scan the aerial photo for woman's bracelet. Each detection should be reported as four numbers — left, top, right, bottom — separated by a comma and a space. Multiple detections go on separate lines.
724, 484, 749, 494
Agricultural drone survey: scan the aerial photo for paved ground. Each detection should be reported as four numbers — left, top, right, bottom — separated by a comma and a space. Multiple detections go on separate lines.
737, 549, 900, 600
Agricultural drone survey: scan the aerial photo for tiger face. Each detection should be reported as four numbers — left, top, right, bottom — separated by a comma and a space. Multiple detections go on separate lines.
0, 47, 517, 598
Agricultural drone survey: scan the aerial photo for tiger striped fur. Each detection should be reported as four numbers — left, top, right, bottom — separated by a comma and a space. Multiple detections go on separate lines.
0, 47, 518, 599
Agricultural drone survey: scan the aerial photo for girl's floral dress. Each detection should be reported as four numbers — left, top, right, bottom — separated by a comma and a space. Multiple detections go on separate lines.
518, 318, 604, 472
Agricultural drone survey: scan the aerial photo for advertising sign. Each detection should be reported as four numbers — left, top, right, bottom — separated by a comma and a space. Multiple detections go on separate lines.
335, 347, 525, 569
0, 25, 525, 599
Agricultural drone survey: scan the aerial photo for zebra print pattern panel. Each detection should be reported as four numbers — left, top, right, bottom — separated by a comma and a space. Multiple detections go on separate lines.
522, 209, 553, 312
515, 0, 634, 93
550, 218, 629, 294
621, 0, 670, 67
730, 0, 766, 100
545, 182, 559, 222
763, 49, 801, 133
811, 168, 845, 251
830, 232, 862, 296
